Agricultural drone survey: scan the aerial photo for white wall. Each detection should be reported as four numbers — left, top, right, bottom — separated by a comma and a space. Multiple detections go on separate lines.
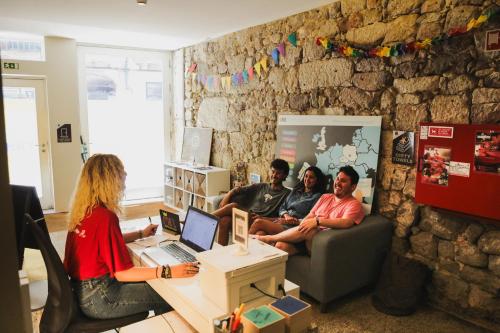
2, 36, 82, 212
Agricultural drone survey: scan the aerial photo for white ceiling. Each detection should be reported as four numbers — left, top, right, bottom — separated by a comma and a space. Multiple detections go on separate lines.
0, 0, 336, 50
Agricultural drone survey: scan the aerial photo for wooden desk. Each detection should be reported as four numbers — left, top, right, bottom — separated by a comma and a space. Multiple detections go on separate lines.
125, 218, 299, 333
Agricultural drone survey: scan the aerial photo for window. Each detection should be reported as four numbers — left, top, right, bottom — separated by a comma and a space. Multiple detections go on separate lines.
78, 47, 166, 202
0, 33, 45, 61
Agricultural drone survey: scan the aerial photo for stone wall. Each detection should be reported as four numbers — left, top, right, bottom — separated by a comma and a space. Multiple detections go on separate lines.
183, 0, 500, 327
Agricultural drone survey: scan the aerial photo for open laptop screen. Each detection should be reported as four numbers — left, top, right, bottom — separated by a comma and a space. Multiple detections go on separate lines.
180, 206, 219, 252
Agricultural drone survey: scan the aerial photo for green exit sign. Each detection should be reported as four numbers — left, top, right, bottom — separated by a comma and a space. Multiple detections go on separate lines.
3, 62, 19, 70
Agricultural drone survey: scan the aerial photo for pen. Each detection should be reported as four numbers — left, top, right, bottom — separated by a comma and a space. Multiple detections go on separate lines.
148, 216, 152, 224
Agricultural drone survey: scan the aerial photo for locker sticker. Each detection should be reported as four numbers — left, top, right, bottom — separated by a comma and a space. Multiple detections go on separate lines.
449, 161, 470, 177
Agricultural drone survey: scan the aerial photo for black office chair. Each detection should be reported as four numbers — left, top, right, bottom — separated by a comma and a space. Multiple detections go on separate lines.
25, 214, 149, 333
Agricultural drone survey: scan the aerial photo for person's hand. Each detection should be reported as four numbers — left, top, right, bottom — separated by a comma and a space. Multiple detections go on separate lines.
142, 224, 158, 237
283, 213, 294, 221
297, 217, 317, 234
170, 262, 199, 278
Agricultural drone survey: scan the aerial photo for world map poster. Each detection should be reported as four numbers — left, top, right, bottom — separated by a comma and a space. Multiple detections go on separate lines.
276, 115, 382, 214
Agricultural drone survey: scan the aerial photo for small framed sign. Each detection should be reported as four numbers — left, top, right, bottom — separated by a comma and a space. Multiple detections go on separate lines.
232, 208, 249, 256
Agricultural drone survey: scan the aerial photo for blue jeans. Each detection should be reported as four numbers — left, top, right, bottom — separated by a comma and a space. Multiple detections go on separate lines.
72, 274, 171, 319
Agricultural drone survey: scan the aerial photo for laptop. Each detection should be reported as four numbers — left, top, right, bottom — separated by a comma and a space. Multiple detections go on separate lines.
159, 209, 181, 235
144, 206, 219, 265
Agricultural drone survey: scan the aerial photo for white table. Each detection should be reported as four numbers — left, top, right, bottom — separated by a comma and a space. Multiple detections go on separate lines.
125, 217, 299, 333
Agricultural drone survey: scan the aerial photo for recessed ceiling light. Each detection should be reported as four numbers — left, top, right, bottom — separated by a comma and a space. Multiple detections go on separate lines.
137, 0, 147, 6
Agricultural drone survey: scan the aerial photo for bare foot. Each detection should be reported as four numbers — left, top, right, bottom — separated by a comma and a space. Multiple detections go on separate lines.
257, 234, 274, 244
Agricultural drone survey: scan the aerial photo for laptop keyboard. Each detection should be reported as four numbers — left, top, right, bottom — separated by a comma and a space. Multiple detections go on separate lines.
161, 243, 197, 263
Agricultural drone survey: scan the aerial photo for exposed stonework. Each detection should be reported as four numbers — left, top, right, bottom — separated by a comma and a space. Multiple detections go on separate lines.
184, 1, 500, 326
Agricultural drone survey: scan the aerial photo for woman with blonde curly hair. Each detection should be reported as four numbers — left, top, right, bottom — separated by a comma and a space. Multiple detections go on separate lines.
64, 154, 199, 319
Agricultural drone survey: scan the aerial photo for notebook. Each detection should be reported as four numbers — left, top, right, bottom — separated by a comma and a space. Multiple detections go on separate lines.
159, 209, 181, 235
143, 206, 219, 265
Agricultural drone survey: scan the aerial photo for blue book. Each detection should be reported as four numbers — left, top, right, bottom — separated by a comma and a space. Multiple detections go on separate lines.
270, 296, 309, 315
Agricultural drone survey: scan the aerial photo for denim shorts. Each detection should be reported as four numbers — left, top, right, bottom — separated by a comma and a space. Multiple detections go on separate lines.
71, 274, 171, 319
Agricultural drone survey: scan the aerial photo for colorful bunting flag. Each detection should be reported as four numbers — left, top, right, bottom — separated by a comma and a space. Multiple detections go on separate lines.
248, 67, 254, 80
260, 57, 268, 72
277, 42, 286, 57
288, 32, 297, 47
242, 69, 249, 83
272, 48, 279, 65
254, 62, 262, 77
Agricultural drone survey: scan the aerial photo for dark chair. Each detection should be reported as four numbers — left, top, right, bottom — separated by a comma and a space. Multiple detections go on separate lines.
25, 214, 149, 333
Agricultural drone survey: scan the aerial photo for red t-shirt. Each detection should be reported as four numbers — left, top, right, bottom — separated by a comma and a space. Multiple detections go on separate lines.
64, 206, 133, 280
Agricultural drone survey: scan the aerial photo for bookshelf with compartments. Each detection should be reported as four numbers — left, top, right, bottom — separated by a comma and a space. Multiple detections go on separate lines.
164, 162, 230, 213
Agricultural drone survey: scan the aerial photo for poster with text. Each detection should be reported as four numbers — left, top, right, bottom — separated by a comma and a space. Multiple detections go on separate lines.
392, 131, 415, 165
474, 131, 500, 174
421, 146, 451, 186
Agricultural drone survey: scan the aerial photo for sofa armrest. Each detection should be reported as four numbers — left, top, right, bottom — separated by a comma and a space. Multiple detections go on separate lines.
306, 215, 393, 300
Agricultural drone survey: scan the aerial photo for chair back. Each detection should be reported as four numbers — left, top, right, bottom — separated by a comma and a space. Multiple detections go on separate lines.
26, 214, 75, 333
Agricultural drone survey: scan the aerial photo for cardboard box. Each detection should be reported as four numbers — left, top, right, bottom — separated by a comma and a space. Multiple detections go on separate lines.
269, 296, 311, 333
241, 305, 285, 333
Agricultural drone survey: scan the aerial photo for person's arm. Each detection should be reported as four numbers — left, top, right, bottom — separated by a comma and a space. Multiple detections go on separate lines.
123, 224, 158, 243
297, 216, 353, 233
115, 263, 199, 282
219, 187, 240, 207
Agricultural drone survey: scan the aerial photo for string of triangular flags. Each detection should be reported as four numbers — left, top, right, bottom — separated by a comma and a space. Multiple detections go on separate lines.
186, 8, 498, 91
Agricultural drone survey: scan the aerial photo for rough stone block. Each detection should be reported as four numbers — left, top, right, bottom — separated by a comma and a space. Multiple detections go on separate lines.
456, 242, 489, 268
387, 0, 423, 17
410, 231, 438, 258
438, 240, 455, 260
197, 97, 229, 131
432, 271, 469, 307
339, 87, 373, 109
396, 93, 421, 105
459, 265, 500, 295
463, 224, 485, 244
302, 40, 326, 63
391, 167, 408, 190
438, 258, 460, 274
352, 71, 389, 91
394, 76, 440, 94
447, 75, 476, 94
417, 21, 442, 41
289, 94, 310, 111
489, 255, 500, 277
429, 217, 464, 241
472, 88, 500, 104
384, 14, 418, 44
346, 22, 387, 47
362, 8, 383, 26
471, 103, 500, 124
468, 285, 496, 312
430, 95, 469, 123
389, 190, 403, 206
298, 58, 353, 91
478, 231, 500, 255
445, 6, 480, 32
421, 0, 444, 13
484, 71, 500, 89
394, 103, 428, 131
356, 58, 385, 73
340, 0, 366, 17
380, 88, 396, 110
403, 169, 416, 197
268, 68, 285, 92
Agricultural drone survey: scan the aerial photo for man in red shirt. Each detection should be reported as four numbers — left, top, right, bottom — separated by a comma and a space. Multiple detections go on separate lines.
258, 166, 365, 256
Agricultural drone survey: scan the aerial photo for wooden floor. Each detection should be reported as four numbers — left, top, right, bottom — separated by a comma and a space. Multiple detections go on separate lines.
45, 201, 170, 233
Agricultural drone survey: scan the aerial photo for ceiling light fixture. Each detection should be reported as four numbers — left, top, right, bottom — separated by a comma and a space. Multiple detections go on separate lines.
136, 0, 147, 6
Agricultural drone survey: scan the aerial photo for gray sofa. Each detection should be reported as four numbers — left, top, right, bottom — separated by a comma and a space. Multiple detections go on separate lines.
285, 214, 393, 312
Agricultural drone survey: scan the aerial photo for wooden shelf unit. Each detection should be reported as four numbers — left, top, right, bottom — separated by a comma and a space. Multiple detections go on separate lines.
164, 162, 229, 213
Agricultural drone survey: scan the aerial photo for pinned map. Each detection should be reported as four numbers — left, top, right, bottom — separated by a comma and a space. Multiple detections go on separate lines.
276, 115, 382, 214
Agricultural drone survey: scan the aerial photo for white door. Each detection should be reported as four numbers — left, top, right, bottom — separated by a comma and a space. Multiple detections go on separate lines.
2, 78, 53, 209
